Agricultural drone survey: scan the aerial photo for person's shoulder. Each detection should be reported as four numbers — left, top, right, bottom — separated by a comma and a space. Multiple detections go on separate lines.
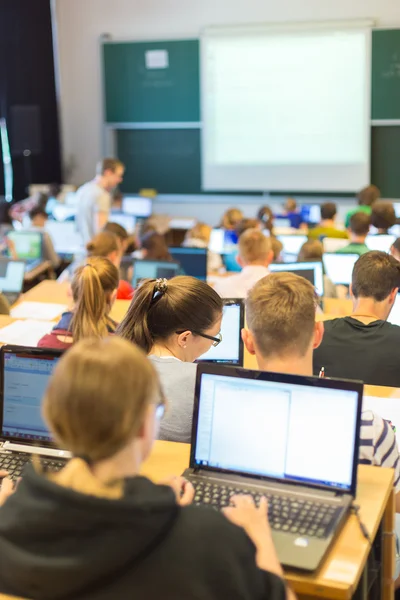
149, 356, 198, 376
382, 321, 400, 338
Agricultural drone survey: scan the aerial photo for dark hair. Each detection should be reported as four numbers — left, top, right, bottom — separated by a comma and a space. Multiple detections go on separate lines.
103, 222, 129, 241
29, 206, 48, 220
392, 238, 400, 253
86, 231, 119, 257
116, 276, 223, 354
297, 240, 323, 262
352, 251, 400, 301
235, 218, 259, 237
371, 201, 396, 232
320, 202, 337, 220
141, 232, 172, 261
257, 206, 274, 234
349, 212, 370, 236
357, 185, 380, 207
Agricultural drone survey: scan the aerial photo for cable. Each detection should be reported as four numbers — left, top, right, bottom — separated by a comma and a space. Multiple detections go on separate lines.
351, 503, 372, 545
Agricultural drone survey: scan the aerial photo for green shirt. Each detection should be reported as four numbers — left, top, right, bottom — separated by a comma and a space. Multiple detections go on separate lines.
345, 206, 372, 228
308, 226, 348, 241
336, 242, 369, 256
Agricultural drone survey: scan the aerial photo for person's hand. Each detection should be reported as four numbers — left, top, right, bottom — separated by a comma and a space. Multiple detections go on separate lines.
163, 476, 195, 506
0, 473, 15, 507
223, 495, 271, 540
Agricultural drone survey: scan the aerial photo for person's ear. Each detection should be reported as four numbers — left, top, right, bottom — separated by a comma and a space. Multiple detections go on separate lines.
313, 321, 324, 350
241, 328, 256, 355
389, 287, 399, 306
177, 331, 191, 348
137, 404, 157, 460
236, 255, 244, 268
267, 249, 274, 265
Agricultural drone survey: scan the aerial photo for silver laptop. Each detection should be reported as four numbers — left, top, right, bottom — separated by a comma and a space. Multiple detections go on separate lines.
197, 299, 244, 366
323, 253, 359, 286
0, 346, 71, 478
269, 261, 324, 297
0, 258, 25, 305
276, 235, 307, 261
183, 365, 363, 571
366, 234, 396, 253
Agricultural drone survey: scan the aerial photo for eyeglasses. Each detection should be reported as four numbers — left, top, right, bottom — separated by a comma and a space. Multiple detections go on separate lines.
176, 330, 223, 347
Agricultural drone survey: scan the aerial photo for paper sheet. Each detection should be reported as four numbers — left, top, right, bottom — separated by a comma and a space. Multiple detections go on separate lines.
0, 319, 54, 347
11, 302, 67, 321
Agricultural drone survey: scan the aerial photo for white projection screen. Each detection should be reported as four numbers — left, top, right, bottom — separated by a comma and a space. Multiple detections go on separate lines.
201, 23, 372, 192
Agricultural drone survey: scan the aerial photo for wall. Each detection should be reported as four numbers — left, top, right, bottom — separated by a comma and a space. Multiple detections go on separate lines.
55, 0, 400, 187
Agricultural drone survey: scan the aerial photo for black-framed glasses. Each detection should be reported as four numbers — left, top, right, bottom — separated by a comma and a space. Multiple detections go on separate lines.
176, 330, 223, 347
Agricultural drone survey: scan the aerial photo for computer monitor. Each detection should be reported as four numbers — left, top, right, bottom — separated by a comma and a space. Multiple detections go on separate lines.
300, 204, 321, 224
132, 260, 180, 288
109, 213, 136, 233
0, 259, 25, 292
169, 248, 208, 281
366, 234, 396, 253
197, 300, 244, 366
122, 196, 152, 218
209, 229, 238, 255
277, 235, 307, 261
6, 231, 43, 260
45, 221, 84, 256
323, 253, 359, 286
269, 261, 324, 297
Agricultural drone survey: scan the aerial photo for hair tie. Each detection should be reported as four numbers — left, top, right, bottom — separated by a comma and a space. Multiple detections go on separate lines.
84, 263, 95, 269
149, 278, 168, 309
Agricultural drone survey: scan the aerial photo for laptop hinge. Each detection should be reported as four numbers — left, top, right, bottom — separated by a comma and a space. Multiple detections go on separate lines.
2, 442, 71, 458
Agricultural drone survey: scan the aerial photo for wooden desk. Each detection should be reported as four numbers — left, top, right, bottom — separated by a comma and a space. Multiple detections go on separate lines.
141, 441, 395, 600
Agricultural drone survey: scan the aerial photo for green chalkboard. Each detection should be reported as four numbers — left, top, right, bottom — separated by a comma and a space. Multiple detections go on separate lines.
117, 129, 201, 194
371, 126, 400, 197
103, 40, 200, 123
372, 30, 400, 120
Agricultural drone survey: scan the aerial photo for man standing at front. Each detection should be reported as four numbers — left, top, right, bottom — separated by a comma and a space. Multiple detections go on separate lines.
76, 158, 125, 243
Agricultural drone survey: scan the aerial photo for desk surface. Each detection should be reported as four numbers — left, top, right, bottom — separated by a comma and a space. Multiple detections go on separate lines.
141, 441, 393, 599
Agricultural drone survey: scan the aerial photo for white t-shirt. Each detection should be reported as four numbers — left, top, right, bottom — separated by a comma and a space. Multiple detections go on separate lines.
75, 180, 111, 244
213, 265, 270, 299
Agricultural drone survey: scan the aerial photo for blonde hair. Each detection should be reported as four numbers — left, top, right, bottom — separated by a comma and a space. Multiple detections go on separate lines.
185, 223, 211, 244
246, 272, 318, 359
298, 240, 323, 262
86, 231, 119, 257
43, 338, 160, 462
70, 257, 119, 342
285, 197, 297, 212
221, 208, 244, 230
238, 229, 272, 264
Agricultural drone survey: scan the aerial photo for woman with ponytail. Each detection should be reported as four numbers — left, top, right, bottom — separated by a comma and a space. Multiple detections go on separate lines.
38, 256, 119, 349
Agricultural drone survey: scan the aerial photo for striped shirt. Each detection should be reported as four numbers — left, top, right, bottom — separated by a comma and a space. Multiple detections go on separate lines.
359, 410, 400, 491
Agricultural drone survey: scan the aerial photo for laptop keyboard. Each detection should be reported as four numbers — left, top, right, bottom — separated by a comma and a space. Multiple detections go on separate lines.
191, 480, 341, 539
0, 451, 67, 480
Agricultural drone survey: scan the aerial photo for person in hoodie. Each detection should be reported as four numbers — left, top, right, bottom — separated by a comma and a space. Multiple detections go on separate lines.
0, 337, 294, 600
38, 256, 119, 349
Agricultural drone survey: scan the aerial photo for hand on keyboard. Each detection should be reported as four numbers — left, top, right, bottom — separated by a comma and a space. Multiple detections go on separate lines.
223, 495, 270, 540
163, 476, 195, 506
0, 476, 16, 507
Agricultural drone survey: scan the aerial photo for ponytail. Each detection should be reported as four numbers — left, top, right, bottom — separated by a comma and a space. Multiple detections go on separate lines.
116, 279, 157, 353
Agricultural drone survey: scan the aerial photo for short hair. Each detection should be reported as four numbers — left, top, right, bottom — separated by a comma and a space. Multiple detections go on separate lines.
352, 251, 400, 301
392, 238, 400, 253
103, 222, 129, 241
96, 158, 124, 176
320, 202, 337, 220
285, 197, 297, 212
371, 201, 396, 231
297, 240, 323, 262
349, 212, 371, 236
185, 222, 211, 244
235, 218, 260, 237
29, 206, 48, 220
238, 229, 272, 263
357, 185, 380, 207
221, 208, 243, 230
141, 232, 172, 261
86, 231, 119, 257
246, 272, 318, 359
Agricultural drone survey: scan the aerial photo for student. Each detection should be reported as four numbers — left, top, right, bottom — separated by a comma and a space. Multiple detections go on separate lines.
117, 276, 223, 443
308, 202, 348, 241
38, 257, 119, 349
371, 200, 397, 234
220, 207, 244, 231
27, 206, 61, 269
345, 184, 380, 228
336, 212, 370, 256
141, 231, 172, 261
76, 158, 125, 244
391, 238, 400, 262
257, 205, 275, 236
0, 337, 292, 600
183, 222, 223, 272
297, 240, 337, 298
213, 229, 273, 298
313, 251, 400, 387
224, 218, 263, 273
281, 197, 303, 229
242, 272, 400, 508
103, 221, 130, 253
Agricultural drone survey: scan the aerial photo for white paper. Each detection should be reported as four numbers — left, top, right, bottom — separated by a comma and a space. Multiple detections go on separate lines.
145, 50, 169, 69
0, 319, 54, 347
11, 302, 68, 321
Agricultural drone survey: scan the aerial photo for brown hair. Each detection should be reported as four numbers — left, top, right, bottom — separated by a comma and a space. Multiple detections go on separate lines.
349, 212, 371, 236
285, 197, 297, 212
70, 257, 119, 342
352, 251, 400, 301
96, 158, 124, 176
357, 185, 380, 207
371, 201, 396, 232
238, 229, 272, 264
320, 202, 337, 220
103, 222, 129, 241
86, 231, 119, 257
235, 218, 260, 238
271, 237, 283, 261
298, 240, 323, 262
43, 338, 160, 462
246, 272, 318, 359
141, 232, 172, 261
221, 208, 244, 230
185, 222, 211, 244
116, 276, 223, 354
257, 205, 274, 234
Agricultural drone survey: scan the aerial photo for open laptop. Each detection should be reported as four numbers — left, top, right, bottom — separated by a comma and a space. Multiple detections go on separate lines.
169, 247, 208, 281
366, 234, 396, 253
184, 365, 363, 571
132, 259, 180, 287
0, 346, 71, 478
122, 196, 152, 218
269, 261, 324, 297
6, 231, 43, 271
45, 220, 84, 259
323, 253, 359, 286
300, 204, 321, 225
197, 299, 244, 366
277, 235, 307, 262
0, 258, 26, 305
109, 212, 137, 233
209, 229, 238, 255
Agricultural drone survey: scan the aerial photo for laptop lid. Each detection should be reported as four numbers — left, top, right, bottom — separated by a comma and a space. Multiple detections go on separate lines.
7, 231, 43, 260
109, 212, 136, 233
0, 259, 25, 293
132, 259, 180, 288
169, 247, 208, 281
0, 346, 64, 448
190, 365, 363, 497
323, 253, 359, 286
122, 196, 152, 218
277, 235, 307, 260
269, 261, 324, 297
45, 221, 84, 255
366, 234, 396, 253
197, 299, 244, 366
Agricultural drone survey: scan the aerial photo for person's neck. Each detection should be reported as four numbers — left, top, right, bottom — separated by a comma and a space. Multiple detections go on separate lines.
94, 174, 110, 191
150, 341, 184, 361
90, 442, 143, 483
320, 219, 335, 228
349, 234, 367, 244
255, 353, 313, 377
351, 297, 389, 323
242, 261, 269, 269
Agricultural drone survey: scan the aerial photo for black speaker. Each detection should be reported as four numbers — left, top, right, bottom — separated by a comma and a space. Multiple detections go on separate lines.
10, 105, 42, 156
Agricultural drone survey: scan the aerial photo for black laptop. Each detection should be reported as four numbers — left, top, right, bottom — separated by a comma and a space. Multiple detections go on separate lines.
169, 247, 208, 281
197, 299, 244, 366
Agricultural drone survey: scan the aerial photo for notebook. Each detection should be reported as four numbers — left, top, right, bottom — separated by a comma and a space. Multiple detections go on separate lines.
169, 247, 208, 281
183, 364, 362, 571
366, 234, 396, 253
323, 253, 359, 286
276, 235, 308, 261
132, 259, 180, 287
0, 258, 25, 305
6, 231, 43, 270
197, 299, 244, 366
269, 261, 324, 297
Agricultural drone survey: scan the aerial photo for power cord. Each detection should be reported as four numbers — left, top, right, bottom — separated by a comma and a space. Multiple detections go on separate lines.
351, 503, 372, 545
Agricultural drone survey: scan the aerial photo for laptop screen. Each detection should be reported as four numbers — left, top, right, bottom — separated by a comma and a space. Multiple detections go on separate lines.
109, 213, 136, 233
122, 196, 152, 218
323, 253, 359, 285
366, 234, 396, 253
197, 300, 244, 365
1, 348, 62, 444
45, 221, 84, 255
169, 248, 208, 281
209, 229, 238, 255
269, 261, 324, 297
7, 231, 42, 260
0, 260, 25, 292
277, 235, 307, 260
192, 368, 361, 494
132, 260, 180, 287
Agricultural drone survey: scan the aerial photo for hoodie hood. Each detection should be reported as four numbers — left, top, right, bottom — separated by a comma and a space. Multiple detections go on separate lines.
0, 461, 178, 599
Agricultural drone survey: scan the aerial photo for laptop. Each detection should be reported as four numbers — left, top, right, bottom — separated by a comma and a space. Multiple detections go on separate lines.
132, 259, 180, 288
45, 221, 84, 258
0, 258, 25, 305
366, 234, 396, 253
209, 229, 238, 255
300, 204, 321, 225
197, 299, 244, 366
323, 253, 359, 286
122, 196, 152, 218
276, 235, 307, 262
269, 261, 324, 297
109, 212, 137, 233
6, 231, 43, 271
169, 247, 208, 281
184, 365, 363, 571
0, 346, 71, 478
